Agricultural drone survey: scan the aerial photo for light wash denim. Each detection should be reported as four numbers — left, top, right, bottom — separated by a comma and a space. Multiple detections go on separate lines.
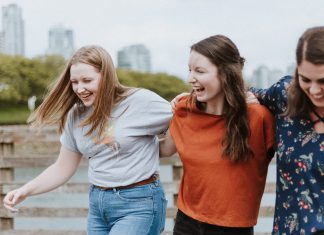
87, 179, 167, 235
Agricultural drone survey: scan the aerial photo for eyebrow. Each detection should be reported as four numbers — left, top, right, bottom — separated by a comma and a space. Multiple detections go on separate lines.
70, 76, 93, 80
298, 73, 324, 81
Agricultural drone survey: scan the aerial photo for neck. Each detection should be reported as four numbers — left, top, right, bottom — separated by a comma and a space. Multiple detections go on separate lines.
314, 107, 324, 116
312, 107, 324, 124
205, 103, 224, 115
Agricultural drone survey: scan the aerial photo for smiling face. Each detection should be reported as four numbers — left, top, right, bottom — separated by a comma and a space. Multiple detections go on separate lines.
70, 62, 101, 107
298, 60, 324, 111
188, 50, 224, 114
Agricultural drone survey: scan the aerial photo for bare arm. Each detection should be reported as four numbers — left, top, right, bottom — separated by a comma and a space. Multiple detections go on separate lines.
159, 130, 177, 157
3, 146, 82, 212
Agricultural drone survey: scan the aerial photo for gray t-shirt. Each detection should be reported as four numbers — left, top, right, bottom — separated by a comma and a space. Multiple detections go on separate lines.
60, 89, 172, 187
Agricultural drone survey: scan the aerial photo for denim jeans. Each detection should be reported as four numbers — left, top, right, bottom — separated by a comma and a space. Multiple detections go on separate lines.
173, 210, 253, 235
87, 179, 167, 235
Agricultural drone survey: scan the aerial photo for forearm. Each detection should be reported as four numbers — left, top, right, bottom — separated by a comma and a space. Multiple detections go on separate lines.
20, 146, 81, 197
159, 131, 177, 157
20, 161, 77, 196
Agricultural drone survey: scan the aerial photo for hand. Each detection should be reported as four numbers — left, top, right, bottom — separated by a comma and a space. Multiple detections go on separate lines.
3, 188, 28, 212
171, 92, 190, 111
246, 91, 259, 104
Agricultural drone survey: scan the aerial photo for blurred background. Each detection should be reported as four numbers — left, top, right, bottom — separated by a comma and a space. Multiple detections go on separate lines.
1, 0, 324, 124
0, 1, 323, 234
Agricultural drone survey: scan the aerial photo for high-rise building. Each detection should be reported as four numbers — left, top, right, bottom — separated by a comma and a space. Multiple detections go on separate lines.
1, 4, 25, 55
47, 24, 74, 59
248, 65, 284, 88
286, 63, 296, 76
117, 44, 151, 72
0, 31, 4, 53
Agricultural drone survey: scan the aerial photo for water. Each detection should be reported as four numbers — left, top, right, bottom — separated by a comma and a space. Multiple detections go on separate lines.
13, 164, 276, 233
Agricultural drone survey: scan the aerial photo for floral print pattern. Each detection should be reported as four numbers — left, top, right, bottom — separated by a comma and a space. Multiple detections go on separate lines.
251, 76, 324, 234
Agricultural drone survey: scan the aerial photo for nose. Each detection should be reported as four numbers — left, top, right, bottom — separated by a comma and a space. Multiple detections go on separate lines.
76, 85, 86, 94
188, 72, 197, 84
309, 82, 322, 95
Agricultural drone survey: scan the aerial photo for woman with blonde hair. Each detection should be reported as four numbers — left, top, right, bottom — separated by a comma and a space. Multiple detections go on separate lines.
3, 45, 172, 235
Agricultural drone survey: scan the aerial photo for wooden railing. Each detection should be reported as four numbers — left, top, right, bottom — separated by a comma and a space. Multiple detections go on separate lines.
0, 126, 275, 235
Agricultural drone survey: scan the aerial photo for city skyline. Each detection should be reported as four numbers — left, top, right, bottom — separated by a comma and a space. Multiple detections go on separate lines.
47, 24, 74, 59
117, 44, 151, 72
1, 3, 24, 56
0, 0, 324, 80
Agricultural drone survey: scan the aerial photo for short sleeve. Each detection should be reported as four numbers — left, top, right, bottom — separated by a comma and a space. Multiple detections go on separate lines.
262, 106, 276, 153
143, 95, 172, 135
60, 109, 81, 154
143, 91, 172, 135
126, 89, 172, 136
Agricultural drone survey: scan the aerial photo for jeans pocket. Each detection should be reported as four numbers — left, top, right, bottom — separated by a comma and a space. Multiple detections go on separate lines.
160, 197, 167, 233
116, 186, 153, 202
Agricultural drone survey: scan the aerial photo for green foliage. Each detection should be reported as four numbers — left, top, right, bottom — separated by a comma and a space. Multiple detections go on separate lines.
0, 54, 66, 105
0, 54, 189, 105
0, 104, 30, 124
0, 55, 189, 124
117, 69, 189, 101
0, 85, 21, 103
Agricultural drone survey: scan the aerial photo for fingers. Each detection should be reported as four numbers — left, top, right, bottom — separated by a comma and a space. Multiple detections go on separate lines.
246, 91, 259, 104
3, 191, 21, 213
3, 202, 19, 212
171, 92, 190, 110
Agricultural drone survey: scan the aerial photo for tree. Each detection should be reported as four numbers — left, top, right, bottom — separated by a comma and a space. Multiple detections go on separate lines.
0, 55, 188, 105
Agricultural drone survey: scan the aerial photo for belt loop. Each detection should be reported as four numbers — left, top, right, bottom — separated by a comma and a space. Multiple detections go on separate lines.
154, 178, 159, 186
113, 188, 117, 193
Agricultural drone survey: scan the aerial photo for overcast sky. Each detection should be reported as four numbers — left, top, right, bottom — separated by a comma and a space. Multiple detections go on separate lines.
1, 0, 324, 80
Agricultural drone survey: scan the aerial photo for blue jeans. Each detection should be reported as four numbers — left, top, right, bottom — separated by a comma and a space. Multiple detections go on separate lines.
87, 179, 167, 235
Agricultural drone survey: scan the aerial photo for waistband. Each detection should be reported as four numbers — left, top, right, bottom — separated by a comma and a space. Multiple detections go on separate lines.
93, 174, 159, 191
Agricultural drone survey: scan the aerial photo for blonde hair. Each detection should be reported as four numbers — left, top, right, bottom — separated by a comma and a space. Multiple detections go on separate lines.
29, 45, 131, 137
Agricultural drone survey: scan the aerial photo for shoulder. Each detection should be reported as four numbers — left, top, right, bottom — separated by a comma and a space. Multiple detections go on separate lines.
63, 104, 84, 130
174, 96, 190, 112
128, 88, 167, 102
248, 104, 274, 121
67, 104, 83, 122
276, 75, 293, 91
122, 88, 171, 113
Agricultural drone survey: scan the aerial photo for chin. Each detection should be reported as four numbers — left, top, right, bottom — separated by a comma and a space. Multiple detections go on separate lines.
310, 99, 324, 108
196, 97, 207, 103
82, 101, 95, 107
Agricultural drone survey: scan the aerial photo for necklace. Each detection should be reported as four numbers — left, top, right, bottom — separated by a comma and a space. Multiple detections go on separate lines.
312, 109, 324, 124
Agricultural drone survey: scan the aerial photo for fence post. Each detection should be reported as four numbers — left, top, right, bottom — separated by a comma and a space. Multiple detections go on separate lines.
0, 132, 14, 230
172, 164, 182, 207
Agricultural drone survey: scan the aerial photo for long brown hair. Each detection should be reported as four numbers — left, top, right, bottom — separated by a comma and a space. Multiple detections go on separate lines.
285, 26, 324, 118
28, 45, 131, 137
188, 35, 252, 162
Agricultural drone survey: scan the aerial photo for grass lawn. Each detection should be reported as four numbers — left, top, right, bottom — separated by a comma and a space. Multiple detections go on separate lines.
0, 105, 31, 125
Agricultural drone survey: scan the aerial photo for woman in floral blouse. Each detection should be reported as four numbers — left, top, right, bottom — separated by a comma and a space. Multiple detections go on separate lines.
250, 26, 324, 234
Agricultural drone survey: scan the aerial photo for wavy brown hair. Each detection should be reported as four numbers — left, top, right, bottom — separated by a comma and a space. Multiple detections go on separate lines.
188, 35, 253, 162
285, 26, 324, 118
28, 45, 131, 137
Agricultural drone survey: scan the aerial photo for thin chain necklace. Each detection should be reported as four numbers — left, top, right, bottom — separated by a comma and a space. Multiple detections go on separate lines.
312, 109, 324, 124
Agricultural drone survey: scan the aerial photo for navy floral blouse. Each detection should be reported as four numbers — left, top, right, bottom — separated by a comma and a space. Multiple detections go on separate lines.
250, 76, 324, 234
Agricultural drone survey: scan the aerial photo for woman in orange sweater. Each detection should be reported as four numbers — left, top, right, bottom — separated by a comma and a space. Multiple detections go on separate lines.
160, 35, 275, 235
